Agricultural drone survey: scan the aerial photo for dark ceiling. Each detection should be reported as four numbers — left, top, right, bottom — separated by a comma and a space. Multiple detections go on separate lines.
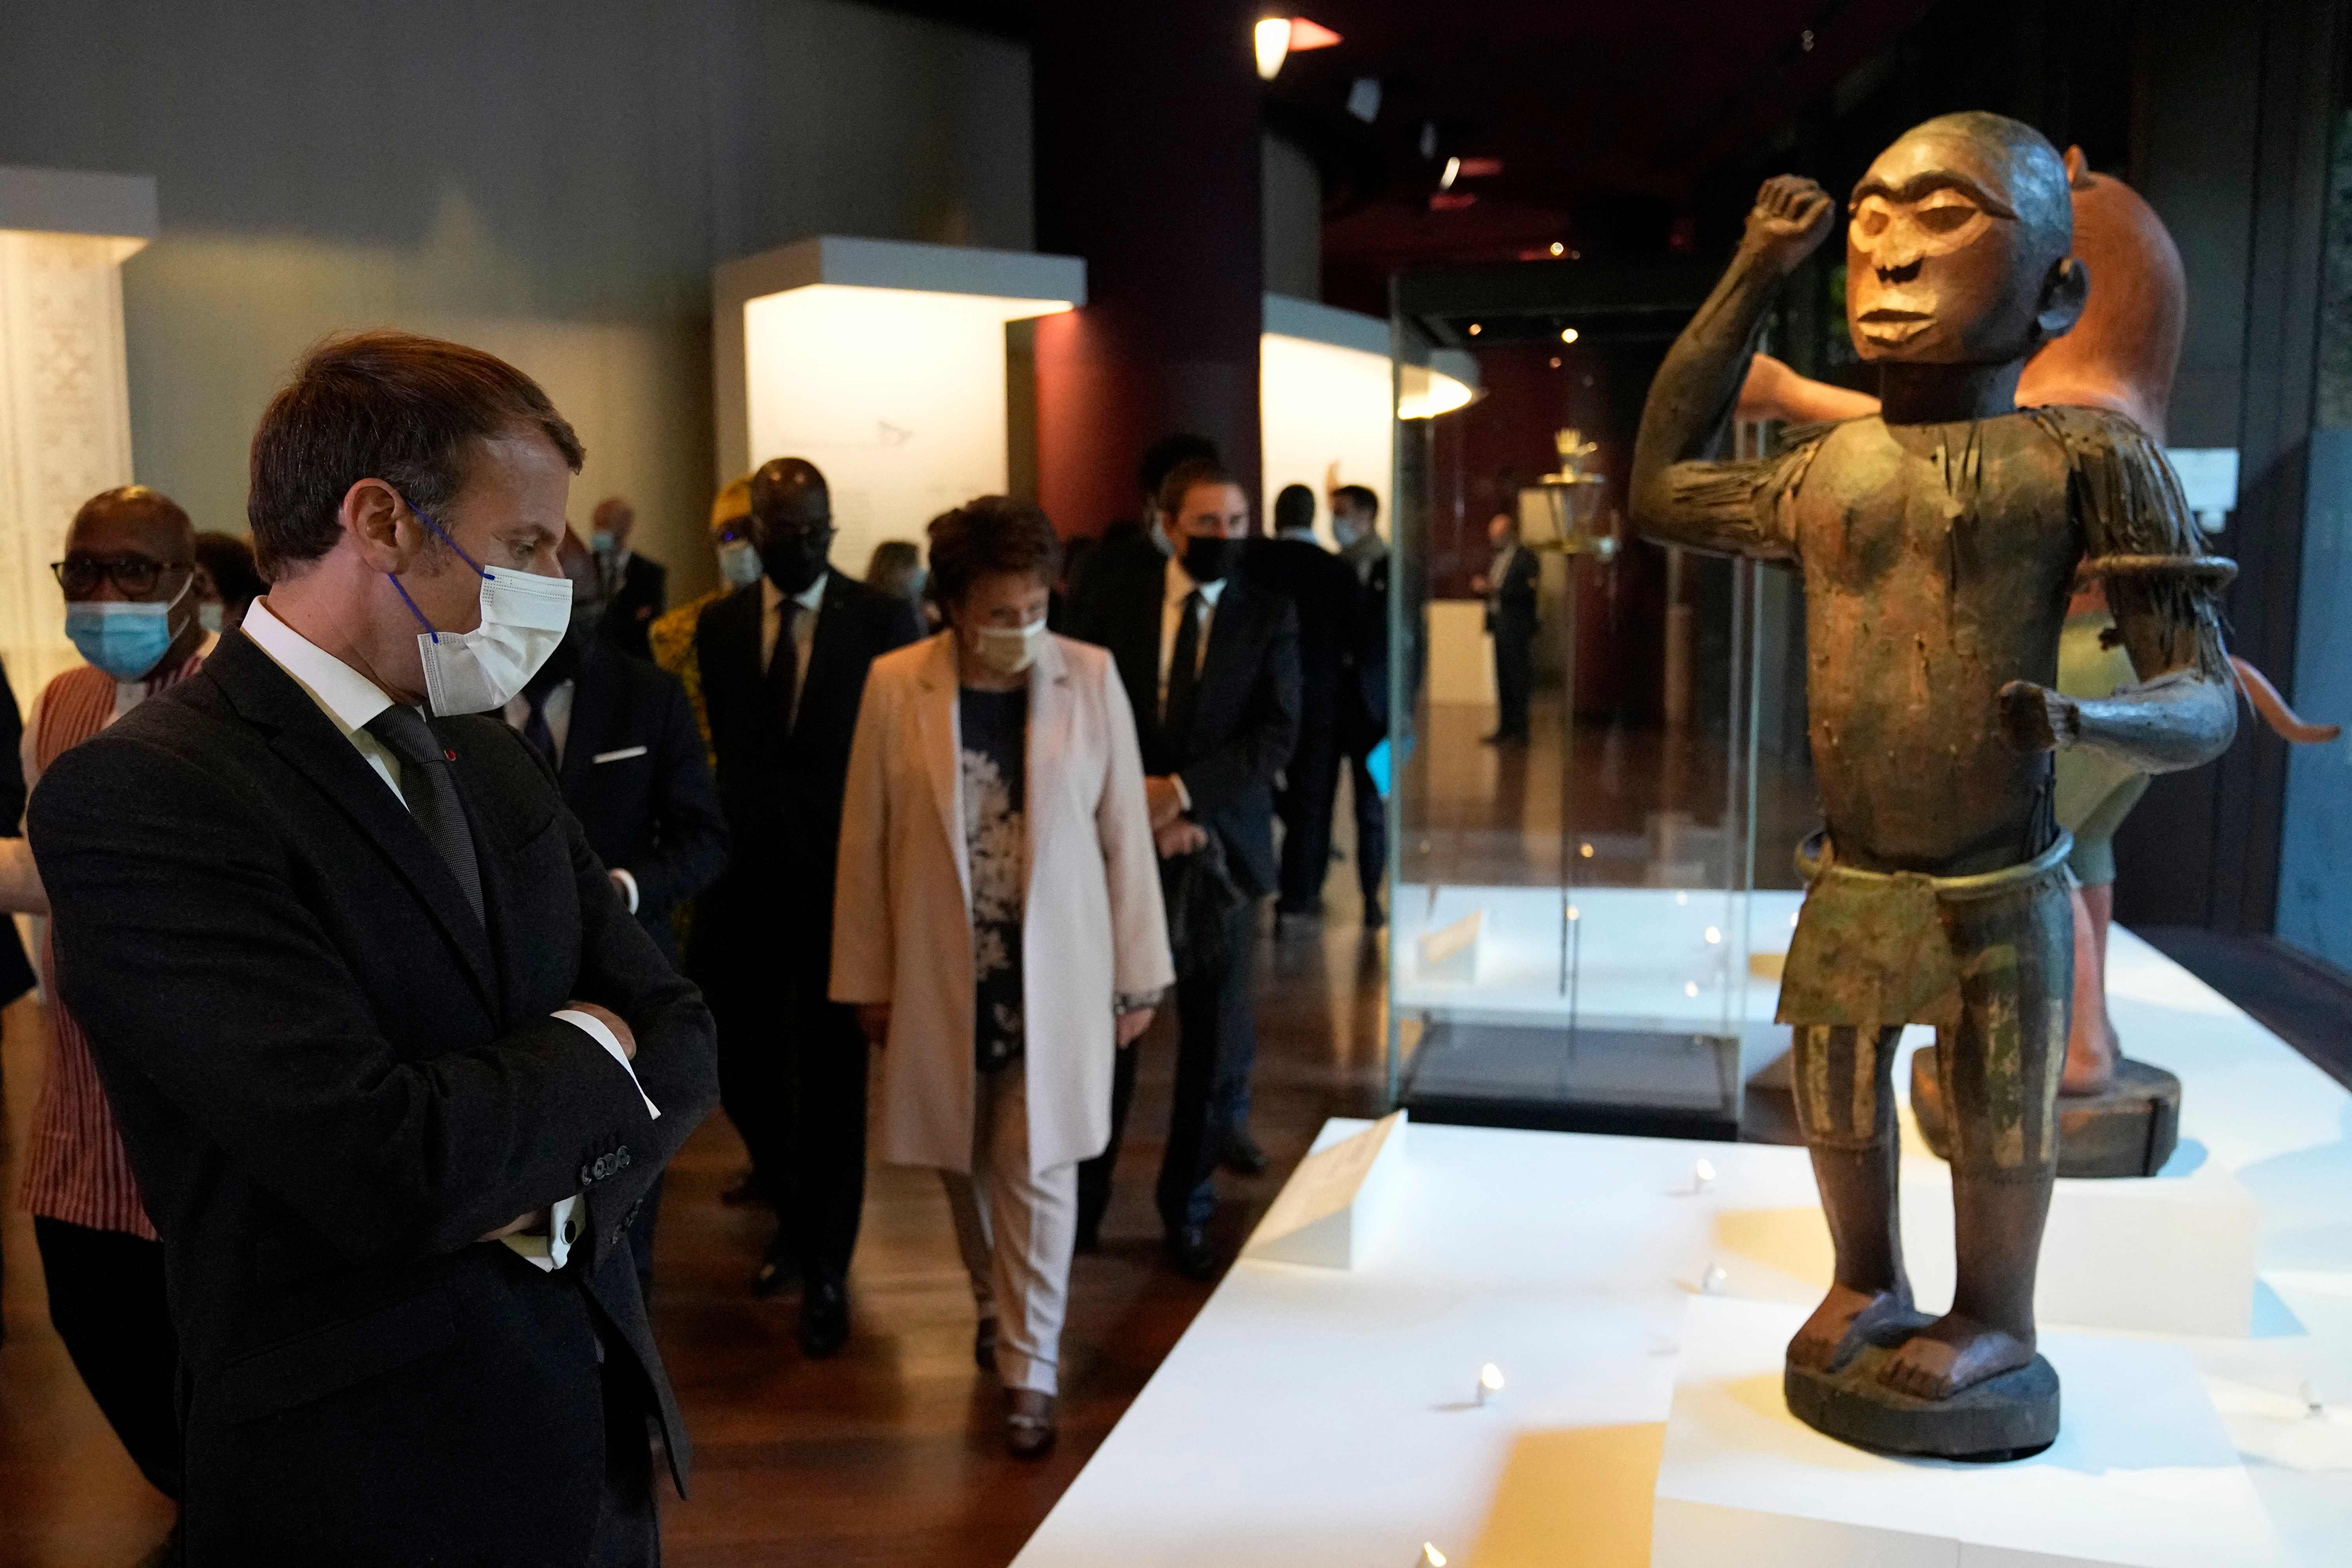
876, 1, 1943, 305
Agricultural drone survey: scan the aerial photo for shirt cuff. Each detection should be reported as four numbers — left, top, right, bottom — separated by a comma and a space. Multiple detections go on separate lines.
1171, 773, 1192, 813
500, 1194, 586, 1273
610, 867, 640, 914
553, 1008, 661, 1120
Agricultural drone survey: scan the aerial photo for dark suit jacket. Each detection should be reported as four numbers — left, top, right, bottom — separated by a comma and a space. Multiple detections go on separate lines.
1246, 534, 1364, 738
0, 655, 36, 1008
600, 552, 668, 661
29, 631, 718, 1567
1066, 557, 1301, 897
693, 570, 922, 952
554, 641, 729, 964
1488, 543, 1539, 637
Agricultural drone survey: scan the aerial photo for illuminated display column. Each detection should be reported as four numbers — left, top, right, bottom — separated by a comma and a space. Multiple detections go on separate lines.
715, 237, 1084, 577
1260, 295, 1393, 546
0, 168, 156, 706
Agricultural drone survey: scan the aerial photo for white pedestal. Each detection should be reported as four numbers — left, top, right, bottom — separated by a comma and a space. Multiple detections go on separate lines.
1243, 1112, 1408, 1269
1653, 1296, 2281, 1568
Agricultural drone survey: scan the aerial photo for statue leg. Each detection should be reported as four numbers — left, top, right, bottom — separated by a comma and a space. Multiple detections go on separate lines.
1882, 873, 2071, 1399
1788, 1022, 1916, 1373
2061, 882, 2118, 1095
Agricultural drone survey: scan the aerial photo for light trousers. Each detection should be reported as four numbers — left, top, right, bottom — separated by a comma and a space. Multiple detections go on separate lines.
941, 1060, 1078, 1396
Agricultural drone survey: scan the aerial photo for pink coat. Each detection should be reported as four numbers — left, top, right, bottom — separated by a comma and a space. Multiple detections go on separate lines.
831, 630, 1174, 1176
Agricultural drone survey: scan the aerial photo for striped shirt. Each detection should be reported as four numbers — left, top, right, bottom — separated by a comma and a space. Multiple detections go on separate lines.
17, 650, 209, 1238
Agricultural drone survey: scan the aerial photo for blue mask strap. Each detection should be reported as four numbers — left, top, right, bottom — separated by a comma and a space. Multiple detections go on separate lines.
386, 503, 495, 644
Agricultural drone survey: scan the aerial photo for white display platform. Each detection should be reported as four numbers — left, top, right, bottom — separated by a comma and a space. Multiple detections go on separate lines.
1244, 1110, 1409, 1269
1010, 929, 2352, 1568
1654, 1296, 2280, 1568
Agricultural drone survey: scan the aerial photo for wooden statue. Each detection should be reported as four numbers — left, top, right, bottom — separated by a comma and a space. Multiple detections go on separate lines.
1631, 113, 2238, 1458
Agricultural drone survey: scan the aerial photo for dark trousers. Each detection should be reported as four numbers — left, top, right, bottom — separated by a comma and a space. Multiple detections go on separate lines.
1275, 718, 1341, 912
1493, 619, 1535, 737
1342, 737, 1386, 903
626, 1173, 665, 1298
1078, 897, 1259, 1238
587, 1352, 661, 1568
706, 940, 869, 1289
32, 1216, 183, 1499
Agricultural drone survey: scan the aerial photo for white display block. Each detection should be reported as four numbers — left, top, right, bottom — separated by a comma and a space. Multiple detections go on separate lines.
1244, 1111, 1408, 1269
1654, 1296, 2283, 1568
1712, 1143, 2261, 1339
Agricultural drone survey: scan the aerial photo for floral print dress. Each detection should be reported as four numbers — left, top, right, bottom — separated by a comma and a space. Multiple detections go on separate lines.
959, 686, 1029, 1071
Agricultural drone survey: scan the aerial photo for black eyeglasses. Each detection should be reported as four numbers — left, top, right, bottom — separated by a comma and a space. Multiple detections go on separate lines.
52, 555, 192, 598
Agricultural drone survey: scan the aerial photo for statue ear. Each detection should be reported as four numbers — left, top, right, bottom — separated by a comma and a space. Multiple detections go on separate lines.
2036, 256, 2089, 342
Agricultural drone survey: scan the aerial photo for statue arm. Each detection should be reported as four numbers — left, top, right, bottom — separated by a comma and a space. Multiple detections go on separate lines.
2001, 407, 2239, 773
1631, 176, 1837, 561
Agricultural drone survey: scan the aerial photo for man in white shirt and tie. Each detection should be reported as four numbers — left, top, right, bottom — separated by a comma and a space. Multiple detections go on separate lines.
30, 330, 717, 1566
685, 457, 921, 1348
1066, 457, 1300, 1279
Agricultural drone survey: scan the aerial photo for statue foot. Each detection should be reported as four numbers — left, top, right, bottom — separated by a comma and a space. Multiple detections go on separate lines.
2061, 1019, 2118, 1097
1789, 1283, 1916, 1375
1878, 1312, 2036, 1400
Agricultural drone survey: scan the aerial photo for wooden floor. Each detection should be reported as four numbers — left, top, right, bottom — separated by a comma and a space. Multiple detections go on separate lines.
0, 776, 1390, 1568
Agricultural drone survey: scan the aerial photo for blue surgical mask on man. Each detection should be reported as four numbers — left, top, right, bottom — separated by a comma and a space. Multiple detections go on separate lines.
66, 574, 192, 682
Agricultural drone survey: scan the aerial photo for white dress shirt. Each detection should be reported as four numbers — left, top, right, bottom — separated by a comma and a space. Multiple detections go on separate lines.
759, 573, 828, 730
1157, 559, 1227, 813
243, 598, 658, 1269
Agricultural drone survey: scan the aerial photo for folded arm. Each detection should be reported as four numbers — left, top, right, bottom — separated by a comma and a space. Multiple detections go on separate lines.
31, 733, 713, 1267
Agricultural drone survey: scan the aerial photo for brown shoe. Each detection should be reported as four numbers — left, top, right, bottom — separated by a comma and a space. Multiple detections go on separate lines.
1006, 1389, 1056, 1459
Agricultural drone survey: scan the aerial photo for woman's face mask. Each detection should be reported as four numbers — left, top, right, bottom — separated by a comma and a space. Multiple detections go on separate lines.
965, 616, 1047, 679
385, 507, 572, 717
715, 537, 764, 590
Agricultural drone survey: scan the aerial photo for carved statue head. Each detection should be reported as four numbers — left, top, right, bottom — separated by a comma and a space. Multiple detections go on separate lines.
1846, 112, 2085, 367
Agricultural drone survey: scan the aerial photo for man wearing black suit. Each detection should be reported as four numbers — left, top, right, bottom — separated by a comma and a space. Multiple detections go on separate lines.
689, 457, 922, 1351
592, 496, 668, 661
1331, 484, 1390, 927
1477, 509, 1540, 743
29, 331, 717, 1566
1249, 483, 1367, 936
1067, 459, 1299, 1279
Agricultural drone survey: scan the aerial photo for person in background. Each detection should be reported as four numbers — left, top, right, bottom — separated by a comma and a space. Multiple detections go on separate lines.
192, 530, 267, 635
1248, 483, 1365, 939
0, 652, 31, 1351
1065, 458, 1299, 1280
690, 457, 922, 1349
506, 530, 730, 1296
592, 494, 668, 660
834, 496, 1171, 1457
1472, 509, 1538, 744
649, 474, 760, 758
0, 486, 214, 1553
30, 333, 716, 1564
1330, 483, 1389, 927
863, 538, 929, 621
1062, 432, 1220, 630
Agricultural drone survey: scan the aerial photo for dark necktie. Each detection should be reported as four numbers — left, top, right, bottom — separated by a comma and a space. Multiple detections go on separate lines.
1165, 590, 1203, 750
765, 599, 801, 735
365, 705, 486, 925
520, 686, 557, 766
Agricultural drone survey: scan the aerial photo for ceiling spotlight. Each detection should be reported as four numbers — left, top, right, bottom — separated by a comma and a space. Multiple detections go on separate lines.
1549, 241, 1565, 256
1467, 323, 1482, 336
1419, 121, 1437, 160
1560, 327, 1580, 344
1439, 156, 1461, 191
1550, 357, 1561, 368
1254, 18, 1292, 79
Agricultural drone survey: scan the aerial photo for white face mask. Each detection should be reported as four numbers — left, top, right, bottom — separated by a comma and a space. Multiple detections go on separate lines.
967, 616, 1047, 679
716, 538, 763, 590
388, 509, 573, 717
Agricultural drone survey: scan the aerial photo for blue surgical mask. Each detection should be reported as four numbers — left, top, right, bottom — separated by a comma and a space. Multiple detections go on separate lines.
66, 576, 191, 682
591, 530, 618, 554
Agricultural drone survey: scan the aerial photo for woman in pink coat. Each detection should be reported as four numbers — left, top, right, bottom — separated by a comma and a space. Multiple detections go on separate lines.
832, 496, 1174, 1457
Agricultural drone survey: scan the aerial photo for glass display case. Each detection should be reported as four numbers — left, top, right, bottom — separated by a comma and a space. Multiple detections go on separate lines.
1383, 265, 1817, 1139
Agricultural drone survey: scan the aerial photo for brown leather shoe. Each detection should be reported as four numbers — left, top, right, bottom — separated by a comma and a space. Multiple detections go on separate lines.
1006, 1389, 1056, 1459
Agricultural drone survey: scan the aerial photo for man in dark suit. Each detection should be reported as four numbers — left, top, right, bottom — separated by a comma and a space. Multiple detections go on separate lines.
1331, 483, 1390, 927
1249, 483, 1367, 940
1477, 509, 1540, 743
29, 331, 717, 1566
1067, 458, 1299, 1279
592, 495, 668, 661
689, 457, 922, 1351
